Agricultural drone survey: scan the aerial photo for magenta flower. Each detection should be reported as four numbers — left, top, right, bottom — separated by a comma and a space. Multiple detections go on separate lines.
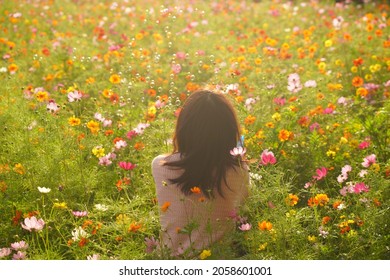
238, 223, 252, 231
21, 216, 45, 232
260, 149, 277, 165
362, 154, 376, 168
230, 146, 246, 157
313, 167, 327, 181
353, 182, 369, 194
119, 161, 136, 170
358, 141, 370, 150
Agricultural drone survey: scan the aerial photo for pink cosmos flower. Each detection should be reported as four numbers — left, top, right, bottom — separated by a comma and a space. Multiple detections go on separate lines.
260, 149, 277, 165
115, 140, 127, 150
67, 90, 82, 102
87, 254, 100, 260
337, 97, 348, 106
230, 147, 246, 157
12, 251, 26, 260
309, 122, 320, 132
0, 248, 12, 258
239, 223, 252, 231
361, 154, 376, 168
273, 97, 286, 106
98, 155, 112, 166
119, 161, 136, 170
46, 100, 60, 113
313, 167, 327, 181
175, 52, 186, 60
304, 80, 317, 88
72, 211, 88, 217
21, 216, 45, 232
353, 182, 369, 194
171, 64, 182, 74
341, 165, 352, 175
304, 182, 312, 189
145, 236, 160, 254
10, 241, 29, 251
126, 130, 138, 140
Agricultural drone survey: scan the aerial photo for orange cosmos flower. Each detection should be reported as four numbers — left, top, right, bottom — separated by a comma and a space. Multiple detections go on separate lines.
190, 186, 202, 194
68, 116, 81, 126
134, 142, 145, 151
322, 216, 331, 225
278, 129, 293, 142
307, 197, 318, 207
109, 74, 121, 84
285, 194, 299, 206
8, 63, 18, 74
36, 91, 49, 102
356, 87, 368, 98
352, 76, 364, 87
315, 194, 329, 206
161, 201, 171, 212
258, 221, 273, 231
244, 115, 256, 125
87, 120, 100, 134
13, 163, 25, 175
128, 222, 142, 233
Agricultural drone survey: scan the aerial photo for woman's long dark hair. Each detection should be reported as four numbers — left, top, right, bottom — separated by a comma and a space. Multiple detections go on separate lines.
163, 89, 242, 199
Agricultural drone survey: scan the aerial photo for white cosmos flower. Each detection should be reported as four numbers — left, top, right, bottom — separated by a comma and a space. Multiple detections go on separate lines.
37, 186, 51, 193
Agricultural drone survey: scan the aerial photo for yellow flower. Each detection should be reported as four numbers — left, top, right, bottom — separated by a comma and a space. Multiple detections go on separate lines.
36, 91, 49, 102
324, 39, 333, 47
271, 112, 281, 122
13, 163, 25, 175
87, 120, 100, 134
53, 202, 67, 209
314, 194, 329, 206
68, 116, 81, 126
339, 137, 348, 144
92, 146, 105, 158
285, 194, 299, 206
116, 214, 129, 225
258, 242, 268, 251
308, 235, 317, 242
318, 62, 326, 70
199, 249, 211, 260
350, 66, 358, 73
326, 150, 336, 158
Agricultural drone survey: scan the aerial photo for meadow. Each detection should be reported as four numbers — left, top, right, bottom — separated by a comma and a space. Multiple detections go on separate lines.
0, 0, 389, 260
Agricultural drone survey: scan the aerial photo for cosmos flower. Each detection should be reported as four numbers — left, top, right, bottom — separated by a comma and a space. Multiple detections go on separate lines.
361, 154, 376, 168
313, 167, 327, 181
118, 161, 136, 170
260, 149, 277, 165
230, 146, 246, 157
37, 186, 51, 193
21, 216, 45, 232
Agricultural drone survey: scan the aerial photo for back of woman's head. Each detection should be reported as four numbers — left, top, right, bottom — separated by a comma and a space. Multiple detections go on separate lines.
165, 89, 242, 198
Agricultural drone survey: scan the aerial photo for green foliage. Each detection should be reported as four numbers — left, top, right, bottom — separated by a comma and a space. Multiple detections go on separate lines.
0, 0, 389, 260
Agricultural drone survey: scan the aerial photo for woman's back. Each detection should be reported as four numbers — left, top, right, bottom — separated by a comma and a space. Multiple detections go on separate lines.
152, 153, 249, 256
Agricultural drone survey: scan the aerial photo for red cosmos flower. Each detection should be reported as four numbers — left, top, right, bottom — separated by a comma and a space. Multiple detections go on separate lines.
118, 161, 136, 170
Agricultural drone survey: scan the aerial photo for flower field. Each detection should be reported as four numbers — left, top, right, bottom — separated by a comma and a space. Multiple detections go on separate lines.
0, 0, 389, 260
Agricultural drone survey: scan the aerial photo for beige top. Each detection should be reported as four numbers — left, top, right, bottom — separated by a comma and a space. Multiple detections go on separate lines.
152, 153, 249, 256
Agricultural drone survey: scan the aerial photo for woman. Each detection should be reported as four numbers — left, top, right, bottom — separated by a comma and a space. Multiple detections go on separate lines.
152, 89, 249, 257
